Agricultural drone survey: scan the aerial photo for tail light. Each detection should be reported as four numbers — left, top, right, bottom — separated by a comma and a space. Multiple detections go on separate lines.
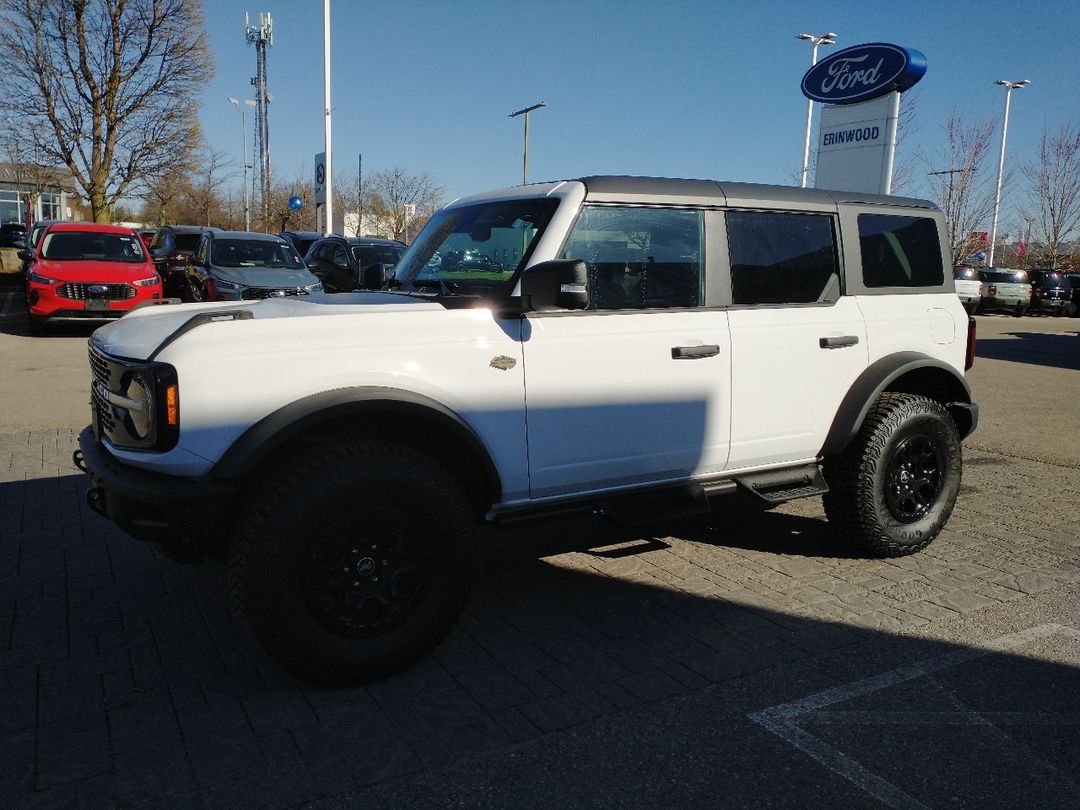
978, 282, 984, 294
171, 252, 189, 261
965, 316, 977, 370
989, 284, 997, 295
1028, 286, 1034, 298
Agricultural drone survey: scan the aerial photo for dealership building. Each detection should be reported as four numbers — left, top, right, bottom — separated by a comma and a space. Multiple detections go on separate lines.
0, 162, 74, 225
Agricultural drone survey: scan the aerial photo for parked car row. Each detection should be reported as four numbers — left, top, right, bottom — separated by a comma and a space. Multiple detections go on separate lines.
953, 265, 1076, 317
15, 219, 410, 334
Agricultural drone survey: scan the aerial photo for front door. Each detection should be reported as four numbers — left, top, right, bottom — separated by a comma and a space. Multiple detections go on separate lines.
521, 205, 731, 499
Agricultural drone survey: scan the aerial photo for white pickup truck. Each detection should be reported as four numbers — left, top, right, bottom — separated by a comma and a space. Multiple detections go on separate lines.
953, 265, 984, 313
75, 176, 979, 683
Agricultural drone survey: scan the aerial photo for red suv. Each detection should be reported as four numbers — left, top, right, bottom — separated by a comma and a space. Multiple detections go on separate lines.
22, 222, 162, 334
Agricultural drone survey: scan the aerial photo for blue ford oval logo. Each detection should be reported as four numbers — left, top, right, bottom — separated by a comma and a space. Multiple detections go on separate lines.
802, 43, 926, 105
88, 284, 109, 294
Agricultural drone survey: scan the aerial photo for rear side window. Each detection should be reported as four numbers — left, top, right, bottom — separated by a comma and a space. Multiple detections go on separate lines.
727, 211, 839, 305
858, 214, 943, 288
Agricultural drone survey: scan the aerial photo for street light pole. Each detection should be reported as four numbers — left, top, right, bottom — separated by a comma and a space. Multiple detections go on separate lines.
988, 79, 1030, 267
796, 32, 837, 189
509, 101, 546, 185
227, 97, 254, 231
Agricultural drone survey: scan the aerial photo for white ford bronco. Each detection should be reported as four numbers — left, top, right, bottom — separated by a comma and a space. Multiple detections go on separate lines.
75, 176, 978, 683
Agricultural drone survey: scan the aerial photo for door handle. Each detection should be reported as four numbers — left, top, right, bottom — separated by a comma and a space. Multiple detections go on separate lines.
671, 344, 721, 359
819, 335, 859, 349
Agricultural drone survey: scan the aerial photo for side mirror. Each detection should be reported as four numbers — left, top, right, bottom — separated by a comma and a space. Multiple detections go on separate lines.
17, 249, 33, 262
361, 262, 386, 290
519, 259, 589, 311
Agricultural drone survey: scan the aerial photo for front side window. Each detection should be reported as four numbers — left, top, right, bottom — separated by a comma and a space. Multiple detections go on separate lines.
858, 214, 943, 288
211, 238, 303, 269
727, 211, 838, 305
394, 199, 559, 292
559, 206, 702, 310
41, 231, 146, 262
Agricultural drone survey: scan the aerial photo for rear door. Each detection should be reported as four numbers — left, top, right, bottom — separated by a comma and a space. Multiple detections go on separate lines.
723, 208, 868, 469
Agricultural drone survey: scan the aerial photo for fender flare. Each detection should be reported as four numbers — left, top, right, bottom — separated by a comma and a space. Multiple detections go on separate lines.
212, 386, 503, 501
819, 352, 973, 456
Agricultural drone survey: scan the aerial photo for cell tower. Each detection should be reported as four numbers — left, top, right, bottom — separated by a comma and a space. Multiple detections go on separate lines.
245, 12, 272, 228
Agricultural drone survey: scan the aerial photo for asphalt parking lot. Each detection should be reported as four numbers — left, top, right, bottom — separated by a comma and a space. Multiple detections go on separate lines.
1, 285, 1078, 809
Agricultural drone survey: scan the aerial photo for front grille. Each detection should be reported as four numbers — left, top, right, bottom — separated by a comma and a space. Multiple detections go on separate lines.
59, 283, 136, 301
88, 346, 117, 434
241, 287, 309, 300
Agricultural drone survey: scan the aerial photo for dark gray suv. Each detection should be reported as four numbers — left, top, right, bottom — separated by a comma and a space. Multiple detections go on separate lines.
184, 231, 323, 301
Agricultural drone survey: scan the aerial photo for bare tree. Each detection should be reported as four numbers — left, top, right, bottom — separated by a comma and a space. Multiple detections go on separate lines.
188, 147, 234, 228
363, 168, 443, 241
1021, 122, 1080, 269
922, 114, 998, 264
0, 0, 212, 223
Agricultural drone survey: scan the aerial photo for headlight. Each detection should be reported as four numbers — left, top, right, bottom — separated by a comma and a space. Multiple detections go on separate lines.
215, 279, 242, 291
132, 275, 160, 287
29, 271, 59, 285
123, 372, 154, 440
304, 281, 324, 293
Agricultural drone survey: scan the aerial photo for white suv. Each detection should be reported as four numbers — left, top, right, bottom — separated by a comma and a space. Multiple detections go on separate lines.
75, 176, 978, 683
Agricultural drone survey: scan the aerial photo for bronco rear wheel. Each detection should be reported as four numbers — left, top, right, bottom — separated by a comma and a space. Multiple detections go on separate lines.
229, 440, 475, 684
823, 393, 962, 557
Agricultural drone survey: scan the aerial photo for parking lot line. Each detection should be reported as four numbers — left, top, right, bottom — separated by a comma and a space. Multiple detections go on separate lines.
749, 623, 1079, 810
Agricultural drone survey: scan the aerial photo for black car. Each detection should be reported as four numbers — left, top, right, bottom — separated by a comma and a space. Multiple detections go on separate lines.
303, 236, 407, 293
1065, 273, 1080, 318
1026, 269, 1072, 316
0, 222, 27, 248
279, 230, 324, 261
185, 231, 323, 301
148, 225, 221, 298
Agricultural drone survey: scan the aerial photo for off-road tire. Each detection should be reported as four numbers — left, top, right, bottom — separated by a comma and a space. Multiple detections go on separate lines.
229, 440, 475, 684
822, 393, 962, 557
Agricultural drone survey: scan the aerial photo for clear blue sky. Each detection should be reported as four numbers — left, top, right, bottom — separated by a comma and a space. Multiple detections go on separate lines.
198, 0, 1079, 230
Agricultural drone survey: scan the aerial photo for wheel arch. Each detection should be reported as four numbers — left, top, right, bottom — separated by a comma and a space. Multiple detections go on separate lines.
821, 352, 974, 456
214, 387, 503, 517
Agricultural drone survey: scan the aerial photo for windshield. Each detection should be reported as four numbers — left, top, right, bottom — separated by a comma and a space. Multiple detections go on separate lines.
173, 234, 202, 252
1036, 273, 1066, 288
353, 244, 405, 269
41, 231, 146, 262
211, 238, 303, 269
394, 199, 559, 291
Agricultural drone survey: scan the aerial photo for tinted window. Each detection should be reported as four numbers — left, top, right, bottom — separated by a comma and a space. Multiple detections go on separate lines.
560, 206, 702, 310
354, 245, 406, 268
727, 211, 838, 305
858, 214, 943, 288
173, 234, 202, 252
954, 266, 979, 280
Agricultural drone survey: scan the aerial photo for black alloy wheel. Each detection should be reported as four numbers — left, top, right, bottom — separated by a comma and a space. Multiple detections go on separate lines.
883, 435, 944, 523
305, 506, 434, 638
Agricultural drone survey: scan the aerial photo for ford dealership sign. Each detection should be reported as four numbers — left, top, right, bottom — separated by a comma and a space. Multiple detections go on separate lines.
802, 43, 926, 105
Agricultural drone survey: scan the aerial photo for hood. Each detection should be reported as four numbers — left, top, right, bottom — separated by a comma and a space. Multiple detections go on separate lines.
212, 267, 318, 289
91, 292, 444, 361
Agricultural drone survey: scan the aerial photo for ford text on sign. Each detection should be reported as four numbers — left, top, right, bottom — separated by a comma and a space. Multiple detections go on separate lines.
802, 43, 926, 105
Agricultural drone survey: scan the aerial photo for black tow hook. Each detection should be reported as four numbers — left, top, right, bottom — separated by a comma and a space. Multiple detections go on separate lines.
72, 449, 88, 473
85, 487, 107, 518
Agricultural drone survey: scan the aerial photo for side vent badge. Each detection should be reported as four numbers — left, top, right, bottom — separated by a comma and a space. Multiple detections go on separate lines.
490, 355, 517, 371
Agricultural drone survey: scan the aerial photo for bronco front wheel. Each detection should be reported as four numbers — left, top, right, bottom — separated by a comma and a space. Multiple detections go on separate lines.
823, 393, 962, 557
229, 440, 475, 684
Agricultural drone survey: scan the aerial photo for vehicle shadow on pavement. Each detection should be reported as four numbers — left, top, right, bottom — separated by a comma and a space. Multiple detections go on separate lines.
2, 469, 1079, 809
976, 330, 1080, 371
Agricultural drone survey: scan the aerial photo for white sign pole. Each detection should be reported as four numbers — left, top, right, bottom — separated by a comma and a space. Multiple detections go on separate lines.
880, 91, 901, 195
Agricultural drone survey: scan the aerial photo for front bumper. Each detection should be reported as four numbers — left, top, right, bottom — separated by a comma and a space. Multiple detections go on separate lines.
75, 426, 234, 561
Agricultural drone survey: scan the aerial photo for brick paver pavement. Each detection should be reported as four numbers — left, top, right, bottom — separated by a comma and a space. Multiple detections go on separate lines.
2, 427, 1078, 808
